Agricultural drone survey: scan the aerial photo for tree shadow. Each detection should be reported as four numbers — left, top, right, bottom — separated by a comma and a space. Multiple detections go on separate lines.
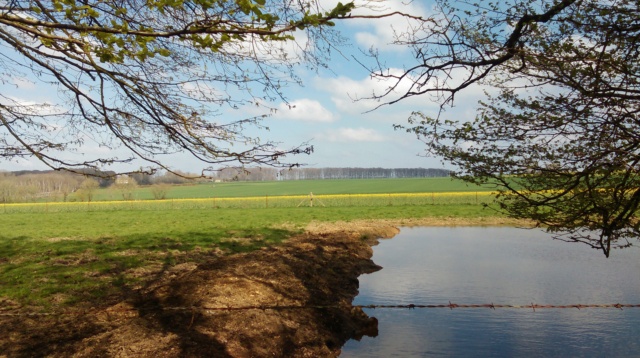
0, 231, 380, 357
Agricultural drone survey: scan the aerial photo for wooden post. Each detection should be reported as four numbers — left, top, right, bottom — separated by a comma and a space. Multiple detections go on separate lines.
310, 192, 313, 207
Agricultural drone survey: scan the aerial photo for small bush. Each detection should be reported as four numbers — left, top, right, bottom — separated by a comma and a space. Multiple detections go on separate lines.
150, 184, 171, 200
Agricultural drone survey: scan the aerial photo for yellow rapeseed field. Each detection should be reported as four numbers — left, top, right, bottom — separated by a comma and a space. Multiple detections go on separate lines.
1, 191, 496, 213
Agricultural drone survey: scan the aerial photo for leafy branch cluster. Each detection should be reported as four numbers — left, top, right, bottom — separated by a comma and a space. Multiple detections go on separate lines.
380, 0, 640, 256
0, 0, 355, 175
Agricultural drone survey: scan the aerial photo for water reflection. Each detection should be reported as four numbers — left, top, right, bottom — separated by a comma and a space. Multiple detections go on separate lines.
341, 227, 640, 357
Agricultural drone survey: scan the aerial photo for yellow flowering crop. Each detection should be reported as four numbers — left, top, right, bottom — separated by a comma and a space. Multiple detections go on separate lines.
1, 191, 496, 213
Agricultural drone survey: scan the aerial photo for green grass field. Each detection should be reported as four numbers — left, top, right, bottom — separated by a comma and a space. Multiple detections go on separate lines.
93, 177, 492, 201
0, 178, 504, 309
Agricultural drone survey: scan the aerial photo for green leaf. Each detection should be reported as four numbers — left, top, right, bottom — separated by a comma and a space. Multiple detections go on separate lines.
157, 48, 171, 57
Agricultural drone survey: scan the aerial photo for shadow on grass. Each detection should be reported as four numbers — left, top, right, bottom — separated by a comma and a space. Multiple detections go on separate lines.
0, 231, 379, 357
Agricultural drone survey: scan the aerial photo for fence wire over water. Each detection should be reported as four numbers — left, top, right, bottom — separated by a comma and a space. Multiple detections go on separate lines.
2, 302, 640, 318
0, 192, 494, 213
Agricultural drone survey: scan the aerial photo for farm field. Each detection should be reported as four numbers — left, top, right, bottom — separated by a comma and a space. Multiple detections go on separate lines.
92, 177, 493, 201
4, 177, 497, 213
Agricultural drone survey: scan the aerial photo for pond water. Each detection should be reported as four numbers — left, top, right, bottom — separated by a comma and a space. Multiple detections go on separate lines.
340, 227, 640, 357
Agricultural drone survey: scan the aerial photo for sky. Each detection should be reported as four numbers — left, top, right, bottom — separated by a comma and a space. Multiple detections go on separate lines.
0, 0, 488, 173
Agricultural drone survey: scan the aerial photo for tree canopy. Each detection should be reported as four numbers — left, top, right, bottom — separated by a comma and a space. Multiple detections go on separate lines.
377, 0, 640, 257
0, 0, 371, 176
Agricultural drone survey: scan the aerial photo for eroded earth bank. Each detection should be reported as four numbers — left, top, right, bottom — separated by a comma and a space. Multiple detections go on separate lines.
1, 222, 402, 357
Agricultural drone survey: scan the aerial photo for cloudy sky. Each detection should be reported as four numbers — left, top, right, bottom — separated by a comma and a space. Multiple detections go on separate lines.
1, 1, 486, 173
253, 0, 483, 171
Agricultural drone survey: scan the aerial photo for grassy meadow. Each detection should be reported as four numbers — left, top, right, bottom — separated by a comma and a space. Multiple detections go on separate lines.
0, 178, 503, 309
91, 177, 492, 201
3, 177, 496, 213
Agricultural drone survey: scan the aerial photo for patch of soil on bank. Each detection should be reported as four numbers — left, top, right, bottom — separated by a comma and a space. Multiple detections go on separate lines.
0, 227, 395, 357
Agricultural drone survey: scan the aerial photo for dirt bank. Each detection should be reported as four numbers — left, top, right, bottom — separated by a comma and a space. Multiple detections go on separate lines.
1, 224, 400, 357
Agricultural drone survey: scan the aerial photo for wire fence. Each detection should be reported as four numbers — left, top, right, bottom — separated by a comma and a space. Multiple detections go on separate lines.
2, 302, 639, 317
0, 192, 495, 213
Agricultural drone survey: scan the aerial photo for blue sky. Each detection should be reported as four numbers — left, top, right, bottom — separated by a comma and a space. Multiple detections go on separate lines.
251, 0, 486, 171
1, 1, 487, 173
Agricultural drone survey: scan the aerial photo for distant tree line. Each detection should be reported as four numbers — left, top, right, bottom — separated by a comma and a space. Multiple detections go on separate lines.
0, 170, 84, 203
214, 167, 451, 181
279, 167, 450, 180
0, 169, 204, 202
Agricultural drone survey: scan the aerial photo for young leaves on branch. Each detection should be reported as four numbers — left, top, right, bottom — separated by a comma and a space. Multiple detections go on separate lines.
383, 0, 640, 256
0, 0, 357, 176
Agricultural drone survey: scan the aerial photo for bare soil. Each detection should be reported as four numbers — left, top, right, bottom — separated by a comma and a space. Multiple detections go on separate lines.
0, 222, 400, 358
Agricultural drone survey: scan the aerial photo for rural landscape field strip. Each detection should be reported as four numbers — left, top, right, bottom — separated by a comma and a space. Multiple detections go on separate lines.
1, 191, 495, 213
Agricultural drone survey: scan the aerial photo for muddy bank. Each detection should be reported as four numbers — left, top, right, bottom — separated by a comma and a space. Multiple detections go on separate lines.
1, 224, 399, 357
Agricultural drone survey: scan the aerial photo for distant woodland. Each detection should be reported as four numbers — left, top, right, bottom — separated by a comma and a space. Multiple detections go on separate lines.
216, 167, 451, 181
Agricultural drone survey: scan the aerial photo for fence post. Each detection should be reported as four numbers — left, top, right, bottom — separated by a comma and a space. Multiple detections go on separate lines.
265, 194, 268, 208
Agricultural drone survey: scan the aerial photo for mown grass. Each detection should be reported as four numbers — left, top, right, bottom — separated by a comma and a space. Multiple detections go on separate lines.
0, 208, 312, 307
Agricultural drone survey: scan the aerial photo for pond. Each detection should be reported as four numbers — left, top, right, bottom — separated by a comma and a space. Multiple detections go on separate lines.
340, 227, 640, 357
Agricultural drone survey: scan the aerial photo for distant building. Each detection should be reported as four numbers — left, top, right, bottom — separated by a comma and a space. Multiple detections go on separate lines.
115, 174, 130, 185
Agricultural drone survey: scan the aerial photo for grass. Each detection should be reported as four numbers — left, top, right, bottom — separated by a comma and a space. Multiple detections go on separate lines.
3, 192, 495, 213
89, 177, 492, 201
0, 177, 504, 309
0, 209, 297, 309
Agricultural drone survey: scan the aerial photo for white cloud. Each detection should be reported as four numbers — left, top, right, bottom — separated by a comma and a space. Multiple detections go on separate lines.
273, 98, 336, 122
344, 1, 433, 51
320, 127, 386, 142
5, 96, 65, 117
314, 68, 441, 115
